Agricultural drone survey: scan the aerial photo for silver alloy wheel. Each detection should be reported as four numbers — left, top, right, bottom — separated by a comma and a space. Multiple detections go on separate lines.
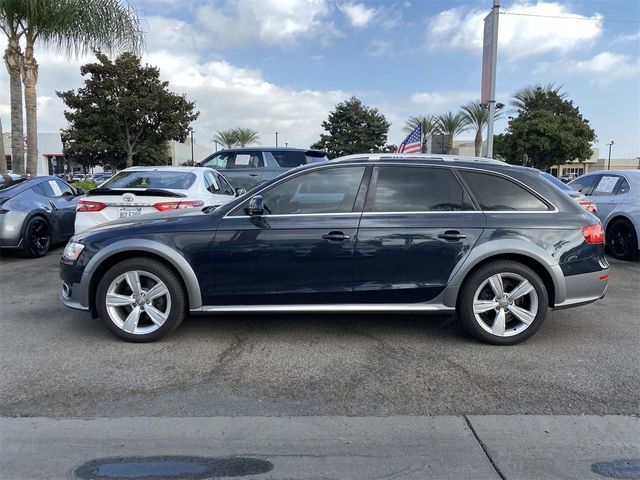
105, 270, 172, 335
472, 272, 539, 338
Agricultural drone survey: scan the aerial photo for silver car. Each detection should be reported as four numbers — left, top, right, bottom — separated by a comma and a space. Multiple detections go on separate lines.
198, 147, 328, 191
569, 170, 640, 260
0, 176, 82, 257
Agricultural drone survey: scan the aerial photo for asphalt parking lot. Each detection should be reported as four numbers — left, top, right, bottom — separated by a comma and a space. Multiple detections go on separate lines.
0, 247, 638, 418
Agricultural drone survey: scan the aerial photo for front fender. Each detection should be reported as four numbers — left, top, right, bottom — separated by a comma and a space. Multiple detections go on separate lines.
83, 239, 202, 309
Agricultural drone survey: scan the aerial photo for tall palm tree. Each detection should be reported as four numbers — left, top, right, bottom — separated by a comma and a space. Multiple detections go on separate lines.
512, 83, 566, 111
1, 0, 25, 173
404, 115, 436, 153
214, 129, 238, 149
461, 102, 504, 156
436, 112, 468, 154
1, 0, 143, 176
232, 127, 259, 147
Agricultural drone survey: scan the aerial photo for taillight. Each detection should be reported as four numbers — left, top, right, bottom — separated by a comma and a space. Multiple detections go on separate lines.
77, 200, 106, 212
153, 200, 205, 211
578, 200, 598, 214
582, 223, 604, 244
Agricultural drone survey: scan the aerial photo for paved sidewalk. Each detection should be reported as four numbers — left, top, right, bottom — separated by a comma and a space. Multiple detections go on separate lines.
1, 415, 638, 479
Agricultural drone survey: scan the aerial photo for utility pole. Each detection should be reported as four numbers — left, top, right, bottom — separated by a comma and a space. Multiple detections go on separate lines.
190, 130, 194, 164
214, 141, 218, 152
482, 0, 500, 158
275, 132, 279, 147
607, 141, 614, 170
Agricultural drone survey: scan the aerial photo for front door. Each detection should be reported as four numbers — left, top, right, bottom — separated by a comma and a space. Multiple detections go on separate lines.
212, 165, 369, 305
353, 165, 485, 303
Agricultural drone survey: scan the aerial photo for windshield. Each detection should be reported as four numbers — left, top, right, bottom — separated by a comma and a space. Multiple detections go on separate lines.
101, 171, 196, 190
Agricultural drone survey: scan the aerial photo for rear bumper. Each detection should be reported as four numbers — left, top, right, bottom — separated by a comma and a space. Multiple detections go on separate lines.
553, 268, 610, 310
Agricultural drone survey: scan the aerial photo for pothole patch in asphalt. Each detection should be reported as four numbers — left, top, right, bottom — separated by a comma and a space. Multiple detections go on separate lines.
592, 460, 640, 479
74, 456, 273, 479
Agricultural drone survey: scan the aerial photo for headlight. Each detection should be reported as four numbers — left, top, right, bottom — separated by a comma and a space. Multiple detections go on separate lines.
62, 242, 85, 262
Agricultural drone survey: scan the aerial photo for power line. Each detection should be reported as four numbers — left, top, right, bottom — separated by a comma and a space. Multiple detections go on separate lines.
500, 11, 640, 24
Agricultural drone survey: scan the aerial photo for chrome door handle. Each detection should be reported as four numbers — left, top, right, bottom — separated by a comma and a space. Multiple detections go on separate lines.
438, 231, 466, 241
322, 231, 351, 242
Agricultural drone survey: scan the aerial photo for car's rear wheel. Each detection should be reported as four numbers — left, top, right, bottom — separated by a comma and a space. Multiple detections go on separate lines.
18, 216, 51, 258
96, 258, 186, 342
607, 219, 638, 261
458, 260, 549, 345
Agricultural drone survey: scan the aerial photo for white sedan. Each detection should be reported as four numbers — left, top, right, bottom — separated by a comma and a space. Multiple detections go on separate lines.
75, 166, 239, 234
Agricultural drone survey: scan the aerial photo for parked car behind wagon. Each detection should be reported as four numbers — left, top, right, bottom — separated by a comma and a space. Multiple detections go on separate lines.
198, 147, 328, 191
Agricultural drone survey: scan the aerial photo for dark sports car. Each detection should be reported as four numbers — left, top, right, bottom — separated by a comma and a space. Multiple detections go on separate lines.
0, 175, 83, 257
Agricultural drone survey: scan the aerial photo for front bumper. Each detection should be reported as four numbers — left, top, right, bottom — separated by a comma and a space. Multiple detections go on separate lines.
59, 260, 91, 312
553, 267, 610, 310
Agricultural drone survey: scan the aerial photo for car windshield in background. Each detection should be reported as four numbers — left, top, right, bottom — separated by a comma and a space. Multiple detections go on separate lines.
101, 171, 196, 190
0, 177, 29, 191
539, 171, 573, 192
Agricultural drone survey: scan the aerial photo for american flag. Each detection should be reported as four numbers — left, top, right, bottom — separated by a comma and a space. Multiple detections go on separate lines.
395, 124, 422, 153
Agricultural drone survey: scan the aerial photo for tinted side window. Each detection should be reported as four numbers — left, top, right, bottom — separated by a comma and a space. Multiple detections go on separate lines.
591, 175, 623, 196
460, 171, 550, 211
367, 167, 473, 212
617, 179, 630, 195
233, 166, 366, 215
36, 179, 73, 197
203, 152, 234, 169
569, 175, 598, 195
267, 151, 306, 168
231, 153, 263, 169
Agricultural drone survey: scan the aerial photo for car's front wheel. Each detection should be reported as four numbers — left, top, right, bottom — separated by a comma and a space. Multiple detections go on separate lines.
458, 260, 549, 345
96, 258, 186, 342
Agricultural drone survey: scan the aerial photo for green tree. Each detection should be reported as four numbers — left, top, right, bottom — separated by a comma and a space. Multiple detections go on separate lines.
436, 111, 468, 154
58, 51, 199, 168
495, 86, 596, 170
460, 102, 503, 157
511, 83, 566, 111
1, 0, 143, 175
404, 115, 437, 153
311, 97, 390, 158
213, 129, 238, 149
232, 127, 259, 147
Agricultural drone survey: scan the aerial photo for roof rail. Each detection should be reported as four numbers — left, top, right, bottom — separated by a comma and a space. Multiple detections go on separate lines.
333, 153, 509, 166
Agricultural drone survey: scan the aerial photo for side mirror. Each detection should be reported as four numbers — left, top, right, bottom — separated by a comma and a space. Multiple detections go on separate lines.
235, 187, 247, 197
247, 195, 264, 216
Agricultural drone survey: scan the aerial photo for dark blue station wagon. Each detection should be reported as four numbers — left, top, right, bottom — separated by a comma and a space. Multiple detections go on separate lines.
59, 155, 610, 345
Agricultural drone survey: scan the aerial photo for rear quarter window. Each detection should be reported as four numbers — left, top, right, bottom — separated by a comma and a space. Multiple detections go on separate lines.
459, 170, 551, 211
267, 151, 306, 168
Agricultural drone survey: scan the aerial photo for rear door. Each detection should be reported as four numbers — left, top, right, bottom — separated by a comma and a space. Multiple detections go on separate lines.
37, 179, 77, 238
353, 165, 485, 303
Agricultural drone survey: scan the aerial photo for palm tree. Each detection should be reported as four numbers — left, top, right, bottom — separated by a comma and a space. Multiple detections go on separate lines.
404, 115, 436, 153
1, 0, 143, 175
0, 117, 7, 174
436, 112, 469, 154
461, 102, 504, 156
1, 1, 25, 173
232, 127, 259, 147
214, 129, 238, 149
512, 83, 566, 111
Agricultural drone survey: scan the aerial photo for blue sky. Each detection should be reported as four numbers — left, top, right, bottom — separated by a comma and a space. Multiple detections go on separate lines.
1, 0, 638, 158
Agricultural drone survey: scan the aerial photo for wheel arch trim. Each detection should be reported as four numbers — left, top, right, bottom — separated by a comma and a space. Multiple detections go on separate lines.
83, 239, 202, 309
441, 240, 565, 307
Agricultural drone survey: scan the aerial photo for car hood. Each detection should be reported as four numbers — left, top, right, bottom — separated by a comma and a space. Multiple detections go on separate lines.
73, 207, 215, 241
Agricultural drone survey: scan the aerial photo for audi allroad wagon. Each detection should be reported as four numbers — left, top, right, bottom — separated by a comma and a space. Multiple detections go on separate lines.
60, 154, 609, 345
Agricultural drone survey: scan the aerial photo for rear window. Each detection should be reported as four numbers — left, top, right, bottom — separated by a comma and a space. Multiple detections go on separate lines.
102, 171, 196, 190
460, 170, 550, 211
367, 166, 474, 212
267, 151, 306, 168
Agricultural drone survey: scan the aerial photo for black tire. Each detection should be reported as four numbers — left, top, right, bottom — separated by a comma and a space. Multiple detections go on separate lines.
96, 258, 186, 342
457, 260, 549, 345
18, 216, 51, 258
606, 219, 639, 261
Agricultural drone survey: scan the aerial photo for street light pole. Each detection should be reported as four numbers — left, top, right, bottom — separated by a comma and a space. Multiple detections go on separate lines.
275, 132, 279, 147
190, 129, 194, 164
485, 0, 500, 158
607, 141, 614, 170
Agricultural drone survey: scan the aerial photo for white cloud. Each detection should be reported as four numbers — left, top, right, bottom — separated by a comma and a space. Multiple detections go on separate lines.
195, 0, 333, 48
571, 52, 640, 83
426, 1, 603, 60
368, 39, 392, 57
612, 31, 640, 44
410, 90, 479, 109
339, 2, 378, 28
